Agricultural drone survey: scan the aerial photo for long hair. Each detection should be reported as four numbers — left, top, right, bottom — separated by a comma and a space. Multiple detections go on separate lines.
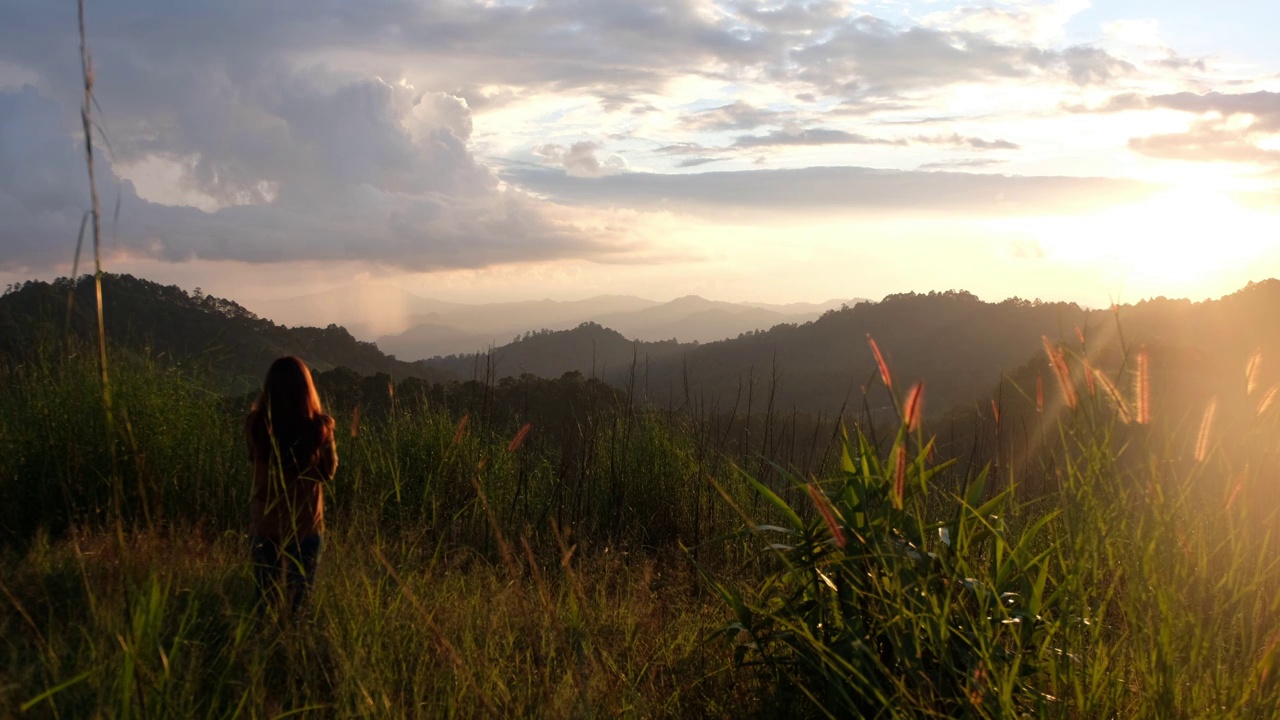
247, 356, 334, 470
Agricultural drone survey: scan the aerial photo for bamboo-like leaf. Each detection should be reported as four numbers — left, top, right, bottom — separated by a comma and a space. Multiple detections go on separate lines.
744, 472, 805, 532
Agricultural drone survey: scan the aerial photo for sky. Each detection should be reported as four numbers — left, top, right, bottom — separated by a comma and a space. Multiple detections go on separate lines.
2, 0, 1280, 311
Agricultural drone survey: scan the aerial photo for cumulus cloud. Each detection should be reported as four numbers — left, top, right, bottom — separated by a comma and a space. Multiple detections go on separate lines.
0, 77, 625, 272
0, 1, 649, 272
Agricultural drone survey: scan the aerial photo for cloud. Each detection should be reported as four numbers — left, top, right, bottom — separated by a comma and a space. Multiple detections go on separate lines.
535, 141, 628, 177
1, 1, 1134, 116
684, 100, 796, 131
504, 165, 1161, 218
1061, 46, 1136, 85
1128, 121, 1280, 165
0, 0, 665, 271
677, 157, 727, 168
1143, 92, 1280, 129
728, 0, 853, 33
0, 85, 93, 267
918, 158, 1006, 170
0, 83, 622, 272
733, 128, 905, 148
0, 0, 1184, 272
654, 142, 711, 156
788, 15, 1133, 96
924, 0, 1090, 46
727, 129, 1018, 151
1080, 91, 1280, 166
924, 134, 1020, 150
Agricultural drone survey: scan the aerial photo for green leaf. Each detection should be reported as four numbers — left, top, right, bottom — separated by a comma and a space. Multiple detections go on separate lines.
744, 471, 805, 532
21, 667, 96, 712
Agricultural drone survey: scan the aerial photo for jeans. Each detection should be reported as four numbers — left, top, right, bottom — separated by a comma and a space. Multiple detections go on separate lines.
251, 534, 322, 615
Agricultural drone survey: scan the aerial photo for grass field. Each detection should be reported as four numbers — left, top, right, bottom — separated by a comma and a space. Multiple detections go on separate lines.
4, 338, 1280, 718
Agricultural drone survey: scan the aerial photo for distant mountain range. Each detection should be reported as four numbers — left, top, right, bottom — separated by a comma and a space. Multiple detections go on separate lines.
418, 282, 1280, 419
252, 283, 859, 359
7, 274, 1278, 423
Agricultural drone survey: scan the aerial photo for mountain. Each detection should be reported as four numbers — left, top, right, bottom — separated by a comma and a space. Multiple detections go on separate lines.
10, 274, 1278, 425
376, 323, 498, 360
374, 296, 778, 359
0, 275, 455, 392
407, 295, 661, 338
419, 283, 1280, 418
588, 295, 790, 342
417, 290, 1080, 412
424, 323, 690, 383
250, 284, 461, 339
378, 294, 861, 360
740, 298, 864, 315
261, 284, 662, 342
596, 306, 803, 343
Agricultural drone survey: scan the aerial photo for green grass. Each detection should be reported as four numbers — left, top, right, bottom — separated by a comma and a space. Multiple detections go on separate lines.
1, 524, 746, 718
0, 342, 758, 718
703, 343, 1280, 718
5, 338, 1280, 717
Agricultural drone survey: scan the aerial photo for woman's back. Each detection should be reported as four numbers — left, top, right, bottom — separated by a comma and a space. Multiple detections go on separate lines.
245, 356, 338, 541
247, 411, 337, 540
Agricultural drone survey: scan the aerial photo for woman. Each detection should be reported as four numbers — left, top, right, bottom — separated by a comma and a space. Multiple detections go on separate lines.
246, 356, 338, 615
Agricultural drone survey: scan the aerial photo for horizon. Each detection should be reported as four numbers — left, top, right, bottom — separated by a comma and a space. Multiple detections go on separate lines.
4, 1, 1280, 314
14, 268, 1280, 311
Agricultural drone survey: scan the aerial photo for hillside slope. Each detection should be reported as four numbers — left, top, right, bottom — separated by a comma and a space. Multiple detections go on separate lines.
0, 275, 455, 391
422, 282, 1280, 416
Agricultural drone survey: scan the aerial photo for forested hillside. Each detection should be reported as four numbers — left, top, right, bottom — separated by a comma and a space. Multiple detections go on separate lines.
0, 275, 455, 391
423, 282, 1280, 420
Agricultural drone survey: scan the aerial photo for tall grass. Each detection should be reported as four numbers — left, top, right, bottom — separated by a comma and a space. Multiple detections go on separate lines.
705, 338, 1280, 717
0, 341, 760, 717
7, 329, 1280, 716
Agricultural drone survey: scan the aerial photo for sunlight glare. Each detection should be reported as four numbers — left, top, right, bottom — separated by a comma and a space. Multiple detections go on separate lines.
1002, 185, 1280, 285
